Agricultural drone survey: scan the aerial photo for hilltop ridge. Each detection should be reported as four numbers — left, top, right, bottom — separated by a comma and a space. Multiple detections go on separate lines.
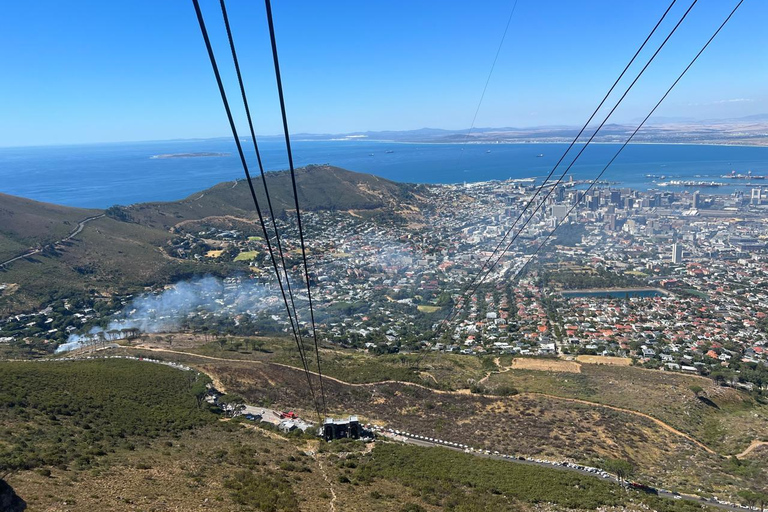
0, 165, 424, 312
121, 164, 422, 229
0, 193, 101, 262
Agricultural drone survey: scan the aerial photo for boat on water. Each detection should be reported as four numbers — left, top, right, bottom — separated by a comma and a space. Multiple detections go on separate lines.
721, 170, 764, 179
486, 150, 491, 153
536, 154, 544, 157
658, 180, 724, 187
385, 150, 394, 153
369, 153, 374, 156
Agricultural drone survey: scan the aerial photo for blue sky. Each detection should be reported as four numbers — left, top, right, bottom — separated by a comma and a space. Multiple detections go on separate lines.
0, 0, 765, 146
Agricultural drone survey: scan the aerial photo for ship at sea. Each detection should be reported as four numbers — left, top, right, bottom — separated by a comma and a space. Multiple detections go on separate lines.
721, 170, 765, 180
658, 180, 724, 187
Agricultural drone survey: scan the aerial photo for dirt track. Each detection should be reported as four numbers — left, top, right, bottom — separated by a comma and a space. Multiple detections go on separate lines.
735, 439, 768, 459
131, 346, 718, 455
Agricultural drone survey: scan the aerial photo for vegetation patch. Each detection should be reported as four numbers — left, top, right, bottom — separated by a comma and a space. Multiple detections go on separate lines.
510, 357, 581, 373
0, 359, 214, 474
223, 470, 297, 511
355, 443, 710, 512
575, 355, 632, 366
234, 251, 259, 262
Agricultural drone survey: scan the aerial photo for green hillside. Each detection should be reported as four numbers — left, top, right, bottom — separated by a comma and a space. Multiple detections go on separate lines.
2, 359, 718, 512
123, 164, 422, 230
0, 165, 423, 314
0, 193, 101, 262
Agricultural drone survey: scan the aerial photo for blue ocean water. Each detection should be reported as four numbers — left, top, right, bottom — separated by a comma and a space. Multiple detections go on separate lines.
0, 139, 766, 208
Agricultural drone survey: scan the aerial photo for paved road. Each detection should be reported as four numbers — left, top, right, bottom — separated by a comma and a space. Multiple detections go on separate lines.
127, 346, 717, 455
377, 429, 752, 512
241, 405, 284, 425
0, 213, 104, 268
59, 348, 757, 512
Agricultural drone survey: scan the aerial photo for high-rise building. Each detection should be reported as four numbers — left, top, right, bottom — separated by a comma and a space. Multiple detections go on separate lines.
672, 243, 683, 264
551, 204, 569, 221
693, 190, 701, 209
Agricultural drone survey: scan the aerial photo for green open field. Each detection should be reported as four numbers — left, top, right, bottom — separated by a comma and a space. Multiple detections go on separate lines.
234, 250, 259, 261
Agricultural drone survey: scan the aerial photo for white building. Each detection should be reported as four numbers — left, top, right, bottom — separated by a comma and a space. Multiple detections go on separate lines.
672, 243, 683, 264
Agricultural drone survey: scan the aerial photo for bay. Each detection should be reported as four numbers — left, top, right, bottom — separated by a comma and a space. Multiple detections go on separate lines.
0, 138, 766, 208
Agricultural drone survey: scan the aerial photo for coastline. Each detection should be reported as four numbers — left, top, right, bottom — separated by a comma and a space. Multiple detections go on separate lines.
308, 139, 768, 149
2, 140, 766, 209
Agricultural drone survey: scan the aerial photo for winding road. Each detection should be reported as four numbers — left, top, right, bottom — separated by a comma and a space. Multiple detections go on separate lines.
49, 349, 760, 511
735, 440, 768, 459
385, 432, 751, 512
130, 346, 717, 454
0, 214, 104, 268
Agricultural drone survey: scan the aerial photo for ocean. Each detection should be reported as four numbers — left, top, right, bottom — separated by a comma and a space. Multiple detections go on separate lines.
1, 139, 767, 208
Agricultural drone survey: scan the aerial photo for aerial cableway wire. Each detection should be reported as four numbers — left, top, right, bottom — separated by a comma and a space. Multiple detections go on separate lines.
424, 1, 520, 261
439, 0, 679, 331
512, 0, 745, 283
217, 0, 311, 377
438, 0, 694, 335
264, 0, 327, 417
446, 0, 697, 318
191, 0, 322, 423
459, 0, 520, 153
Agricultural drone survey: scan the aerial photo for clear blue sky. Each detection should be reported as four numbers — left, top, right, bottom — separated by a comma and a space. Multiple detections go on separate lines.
0, 0, 765, 146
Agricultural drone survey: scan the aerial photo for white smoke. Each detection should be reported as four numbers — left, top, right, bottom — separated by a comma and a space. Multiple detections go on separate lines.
58, 275, 290, 353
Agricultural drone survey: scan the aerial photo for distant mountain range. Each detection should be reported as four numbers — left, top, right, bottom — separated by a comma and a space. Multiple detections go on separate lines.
277, 114, 768, 146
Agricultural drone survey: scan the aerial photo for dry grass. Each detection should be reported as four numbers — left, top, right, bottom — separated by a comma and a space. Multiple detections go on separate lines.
111, 345, 768, 498
115, 348, 763, 499
484, 363, 768, 457
575, 355, 631, 366
511, 358, 582, 373
7, 423, 333, 512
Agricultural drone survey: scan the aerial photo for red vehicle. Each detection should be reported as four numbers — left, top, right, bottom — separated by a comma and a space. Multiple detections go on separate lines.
280, 411, 298, 419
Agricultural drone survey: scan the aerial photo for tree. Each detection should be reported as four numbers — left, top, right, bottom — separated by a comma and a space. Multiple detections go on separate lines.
756, 492, 768, 512
689, 385, 703, 397
603, 458, 634, 483
189, 379, 209, 409
738, 490, 759, 510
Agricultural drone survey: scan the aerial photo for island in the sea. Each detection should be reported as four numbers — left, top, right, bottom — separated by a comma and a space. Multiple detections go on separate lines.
150, 152, 230, 159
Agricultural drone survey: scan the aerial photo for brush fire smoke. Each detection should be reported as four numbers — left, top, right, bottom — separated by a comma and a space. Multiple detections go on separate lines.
57, 276, 297, 352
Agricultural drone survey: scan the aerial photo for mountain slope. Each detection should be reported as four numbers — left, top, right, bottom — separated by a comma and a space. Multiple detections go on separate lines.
0, 165, 424, 313
0, 193, 101, 261
122, 164, 422, 230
